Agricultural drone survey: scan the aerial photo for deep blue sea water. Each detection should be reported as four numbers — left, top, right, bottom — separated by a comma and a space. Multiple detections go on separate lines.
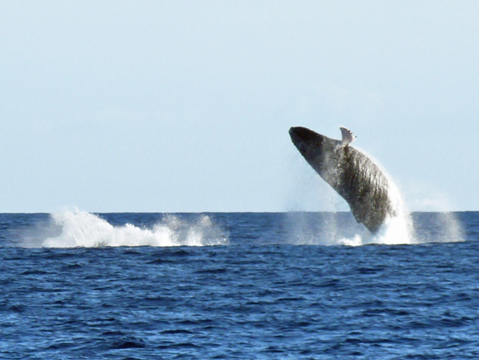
1, 211, 479, 359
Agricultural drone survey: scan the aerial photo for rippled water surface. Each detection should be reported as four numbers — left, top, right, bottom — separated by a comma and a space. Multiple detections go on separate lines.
1, 212, 479, 359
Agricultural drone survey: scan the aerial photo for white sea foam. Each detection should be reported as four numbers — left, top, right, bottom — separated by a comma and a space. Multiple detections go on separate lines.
287, 151, 465, 246
287, 211, 415, 246
338, 214, 414, 246
42, 210, 228, 248
286, 144, 466, 246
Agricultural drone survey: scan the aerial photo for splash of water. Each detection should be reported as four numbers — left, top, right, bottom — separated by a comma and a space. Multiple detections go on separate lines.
338, 214, 413, 246
287, 211, 415, 246
286, 144, 468, 246
411, 211, 464, 244
42, 210, 228, 248
287, 159, 464, 246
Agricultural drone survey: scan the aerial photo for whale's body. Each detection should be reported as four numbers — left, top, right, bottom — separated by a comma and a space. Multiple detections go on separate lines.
289, 126, 397, 233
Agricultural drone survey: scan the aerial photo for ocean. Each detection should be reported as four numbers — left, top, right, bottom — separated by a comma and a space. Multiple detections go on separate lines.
1, 211, 479, 359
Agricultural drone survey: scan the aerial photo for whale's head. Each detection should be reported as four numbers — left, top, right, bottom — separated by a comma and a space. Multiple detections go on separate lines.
289, 127, 325, 152
289, 127, 340, 175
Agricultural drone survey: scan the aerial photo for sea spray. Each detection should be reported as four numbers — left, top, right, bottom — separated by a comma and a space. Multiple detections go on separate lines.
339, 214, 414, 246
285, 211, 368, 246
411, 211, 464, 243
286, 211, 414, 246
285, 182, 465, 246
287, 147, 416, 246
42, 210, 228, 248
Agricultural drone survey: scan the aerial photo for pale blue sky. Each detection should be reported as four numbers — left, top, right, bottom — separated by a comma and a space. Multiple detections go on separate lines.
1, 1, 478, 212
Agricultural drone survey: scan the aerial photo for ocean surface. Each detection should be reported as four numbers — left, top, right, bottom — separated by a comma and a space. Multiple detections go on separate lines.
1, 211, 479, 359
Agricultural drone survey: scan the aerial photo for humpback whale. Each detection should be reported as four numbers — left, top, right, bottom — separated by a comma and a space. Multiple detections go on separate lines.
289, 126, 398, 233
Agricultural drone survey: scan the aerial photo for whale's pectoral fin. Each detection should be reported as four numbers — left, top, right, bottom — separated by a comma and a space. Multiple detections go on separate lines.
340, 127, 356, 147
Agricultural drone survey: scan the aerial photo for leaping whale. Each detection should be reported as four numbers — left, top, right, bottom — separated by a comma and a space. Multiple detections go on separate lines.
289, 126, 398, 233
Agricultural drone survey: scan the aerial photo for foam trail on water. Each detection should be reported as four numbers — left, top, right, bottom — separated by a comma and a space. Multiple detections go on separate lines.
42, 210, 228, 248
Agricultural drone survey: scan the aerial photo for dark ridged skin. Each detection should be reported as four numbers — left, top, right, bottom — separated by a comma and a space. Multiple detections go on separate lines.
289, 126, 396, 233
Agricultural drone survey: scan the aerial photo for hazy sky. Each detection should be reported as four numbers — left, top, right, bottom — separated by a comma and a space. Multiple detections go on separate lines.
1, 1, 478, 213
